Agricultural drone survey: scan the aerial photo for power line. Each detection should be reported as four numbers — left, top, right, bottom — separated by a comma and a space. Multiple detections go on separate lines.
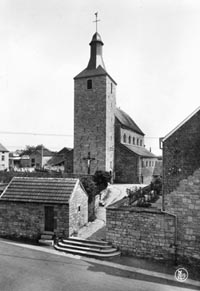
0, 131, 161, 139
0, 131, 73, 137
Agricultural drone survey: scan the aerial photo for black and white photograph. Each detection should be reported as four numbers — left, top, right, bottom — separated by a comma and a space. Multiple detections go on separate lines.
0, 0, 199, 290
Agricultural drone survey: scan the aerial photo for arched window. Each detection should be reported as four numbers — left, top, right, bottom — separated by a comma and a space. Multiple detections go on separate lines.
140, 140, 143, 146
133, 137, 135, 144
128, 136, 131, 144
123, 134, 127, 143
87, 79, 92, 89
137, 138, 139, 145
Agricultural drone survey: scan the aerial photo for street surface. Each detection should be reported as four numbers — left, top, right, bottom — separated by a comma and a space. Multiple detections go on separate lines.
0, 239, 197, 291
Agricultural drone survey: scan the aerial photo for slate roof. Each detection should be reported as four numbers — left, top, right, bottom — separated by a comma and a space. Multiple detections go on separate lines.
0, 177, 79, 204
74, 66, 117, 85
115, 108, 144, 135
123, 144, 156, 158
0, 143, 9, 152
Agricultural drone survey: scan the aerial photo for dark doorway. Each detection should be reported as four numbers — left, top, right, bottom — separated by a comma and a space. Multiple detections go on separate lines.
44, 206, 54, 232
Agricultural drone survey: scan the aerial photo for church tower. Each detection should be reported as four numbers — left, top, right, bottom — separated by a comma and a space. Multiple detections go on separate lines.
73, 26, 117, 175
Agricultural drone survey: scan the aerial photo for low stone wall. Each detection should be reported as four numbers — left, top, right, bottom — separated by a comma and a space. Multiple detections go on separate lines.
106, 168, 200, 263
106, 206, 175, 260
0, 202, 69, 240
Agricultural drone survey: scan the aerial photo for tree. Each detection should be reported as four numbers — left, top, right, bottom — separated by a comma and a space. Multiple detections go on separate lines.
93, 170, 111, 192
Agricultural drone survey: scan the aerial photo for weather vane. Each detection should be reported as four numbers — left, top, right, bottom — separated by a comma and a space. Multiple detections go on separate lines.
93, 12, 100, 33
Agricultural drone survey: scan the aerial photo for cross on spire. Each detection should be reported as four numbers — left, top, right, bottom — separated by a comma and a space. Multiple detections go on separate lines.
83, 152, 95, 174
93, 12, 100, 33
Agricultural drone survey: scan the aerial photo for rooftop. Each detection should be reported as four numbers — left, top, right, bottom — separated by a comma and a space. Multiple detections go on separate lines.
0, 177, 79, 204
0, 143, 9, 152
115, 108, 144, 135
123, 144, 156, 158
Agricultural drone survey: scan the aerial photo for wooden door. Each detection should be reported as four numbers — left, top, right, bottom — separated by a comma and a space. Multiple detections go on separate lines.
44, 206, 54, 232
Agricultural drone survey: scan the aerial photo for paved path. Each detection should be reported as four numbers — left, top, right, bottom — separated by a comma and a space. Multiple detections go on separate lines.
0, 239, 199, 291
78, 183, 145, 240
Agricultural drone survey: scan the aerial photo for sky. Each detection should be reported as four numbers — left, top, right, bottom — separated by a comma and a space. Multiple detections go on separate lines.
0, 0, 200, 155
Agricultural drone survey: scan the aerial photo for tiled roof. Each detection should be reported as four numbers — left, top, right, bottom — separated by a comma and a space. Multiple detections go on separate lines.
0, 143, 9, 152
0, 177, 78, 204
123, 144, 156, 158
115, 108, 144, 135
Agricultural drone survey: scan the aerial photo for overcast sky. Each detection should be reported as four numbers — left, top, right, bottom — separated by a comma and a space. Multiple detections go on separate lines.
1, 0, 200, 154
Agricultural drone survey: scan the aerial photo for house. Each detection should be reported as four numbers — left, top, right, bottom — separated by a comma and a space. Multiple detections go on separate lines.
161, 106, 200, 194
0, 143, 9, 171
46, 147, 73, 173
0, 177, 88, 240
29, 147, 53, 168
73, 30, 157, 183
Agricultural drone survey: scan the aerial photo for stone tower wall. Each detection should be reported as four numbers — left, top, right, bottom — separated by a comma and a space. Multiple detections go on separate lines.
74, 75, 116, 174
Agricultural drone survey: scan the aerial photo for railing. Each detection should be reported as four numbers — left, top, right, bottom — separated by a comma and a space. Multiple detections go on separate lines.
127, 181, 162, 207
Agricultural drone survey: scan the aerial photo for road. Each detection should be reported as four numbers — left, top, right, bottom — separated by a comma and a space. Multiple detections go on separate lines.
0, 240, 197, 291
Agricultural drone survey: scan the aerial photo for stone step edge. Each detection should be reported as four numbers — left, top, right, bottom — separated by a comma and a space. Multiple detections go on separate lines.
54, 244, 121, 258
68, 236, 108, 245
62, 239, 111, 249
57, 241, 117, 253
38, 239, 53, 245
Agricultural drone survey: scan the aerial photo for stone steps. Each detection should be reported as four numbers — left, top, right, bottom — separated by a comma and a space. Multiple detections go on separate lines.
38, 233, 54, 246
54, 237, 121, 258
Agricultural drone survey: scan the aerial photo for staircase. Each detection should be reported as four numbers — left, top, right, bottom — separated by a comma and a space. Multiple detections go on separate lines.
54, 237, 121, 259
38, 233, 54, 246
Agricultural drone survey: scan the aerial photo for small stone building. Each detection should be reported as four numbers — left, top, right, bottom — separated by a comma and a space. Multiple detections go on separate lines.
0, 177, 88, 241
162, 106, 200, 194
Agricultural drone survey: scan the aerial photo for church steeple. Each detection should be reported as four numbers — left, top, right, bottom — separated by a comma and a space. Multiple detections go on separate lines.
86, 32, 106, 70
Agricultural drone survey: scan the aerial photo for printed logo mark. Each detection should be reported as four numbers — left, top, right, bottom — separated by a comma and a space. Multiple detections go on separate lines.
175, 267, 188, 282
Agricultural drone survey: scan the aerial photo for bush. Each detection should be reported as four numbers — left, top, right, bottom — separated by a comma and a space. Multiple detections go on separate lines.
80, 176, 97, 203
93, 170, 111, 192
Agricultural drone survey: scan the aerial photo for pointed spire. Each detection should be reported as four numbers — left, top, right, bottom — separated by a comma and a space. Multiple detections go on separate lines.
86, 32, 106, 70
86, 13, 106, 70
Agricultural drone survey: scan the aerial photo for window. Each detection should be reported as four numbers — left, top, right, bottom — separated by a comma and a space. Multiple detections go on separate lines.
137, 138, 139, 145
123, 134, 127, 143
132, 137, 135, 144
78, 206, 81, 212
140, 140, 143, 146
128, 136, 131, 144
87, 79, 92, 89
1, 155, 4, 161
111, 83, 113, 93
146, 161, 148, 167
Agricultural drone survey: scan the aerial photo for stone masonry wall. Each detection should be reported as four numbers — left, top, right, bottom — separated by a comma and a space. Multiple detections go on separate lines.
106, 207, 175, 259
114, 142, 139, 183
74, 75, 116, 175
69, 183, 88, 235
0, 202, 69, 240
163, 109, 200, 194
165, 168, 200, 261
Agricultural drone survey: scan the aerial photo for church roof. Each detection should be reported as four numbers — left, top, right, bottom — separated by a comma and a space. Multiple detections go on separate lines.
115, 108, 144, 135
123, 144, 156, 158
0, 177, 79, 204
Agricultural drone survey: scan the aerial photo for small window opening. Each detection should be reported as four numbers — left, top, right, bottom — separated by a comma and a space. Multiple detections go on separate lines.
123, 134, 127, 143
78, 206, 81, 212
87, 79, 92, 89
